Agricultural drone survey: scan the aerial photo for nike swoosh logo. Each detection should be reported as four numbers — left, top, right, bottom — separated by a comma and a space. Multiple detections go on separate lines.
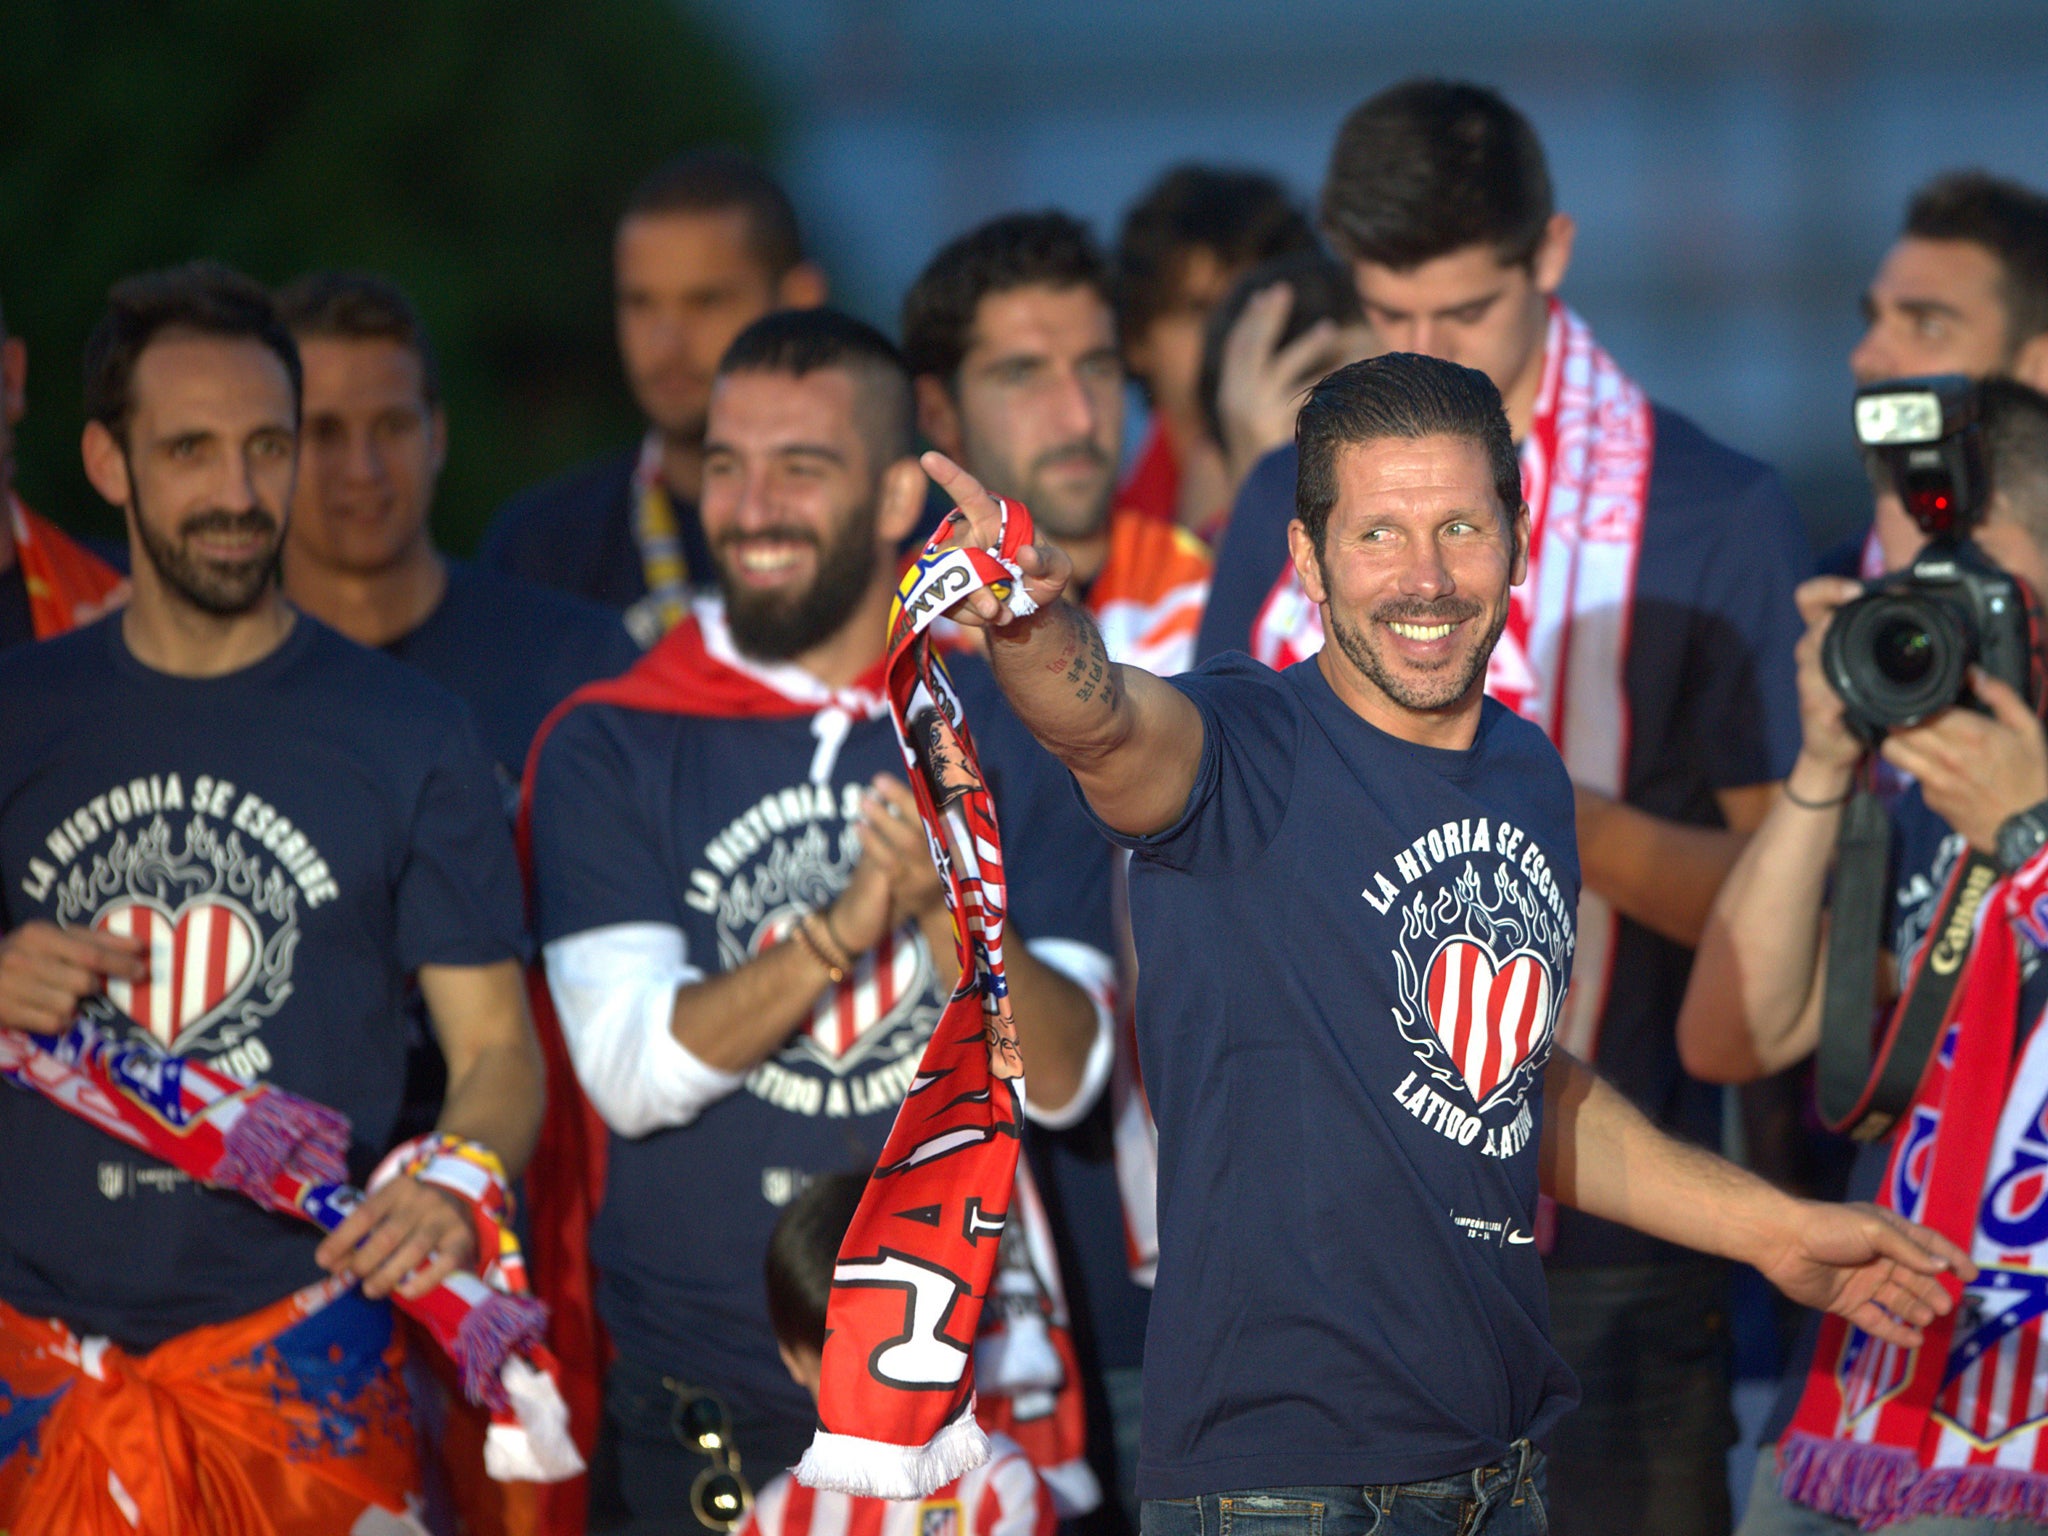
1505, 1228, 1535, 1245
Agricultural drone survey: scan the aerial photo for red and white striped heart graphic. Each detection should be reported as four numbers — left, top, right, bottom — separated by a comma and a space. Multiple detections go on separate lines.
1424, 937, 1553, 1106
92, 896, 260, 1047
753, 913, 928, 1064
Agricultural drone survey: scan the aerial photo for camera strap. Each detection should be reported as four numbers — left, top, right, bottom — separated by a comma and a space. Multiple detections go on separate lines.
1817, 783, 1999, 1139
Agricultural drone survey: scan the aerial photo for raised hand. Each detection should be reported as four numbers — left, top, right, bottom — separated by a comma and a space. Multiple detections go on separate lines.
921, 451, 1072, 628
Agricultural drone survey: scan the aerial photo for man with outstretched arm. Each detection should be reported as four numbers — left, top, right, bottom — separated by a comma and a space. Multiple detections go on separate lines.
929, 349, 1972, 1536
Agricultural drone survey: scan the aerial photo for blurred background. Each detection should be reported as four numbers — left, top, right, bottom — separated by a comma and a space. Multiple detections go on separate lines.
7, 0, 2048, 555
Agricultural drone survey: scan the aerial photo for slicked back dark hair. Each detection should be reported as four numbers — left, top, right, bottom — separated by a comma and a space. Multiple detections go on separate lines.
1906, 172, 2048, 351
1115, 165, 1317, 347
901, 211, 1111, 386
1296, 352, 1521, 555
1321, 79, 1553, 272
764, 1171, 867, 1354
1199, 248, 1363, 447
716, 307, 916, 466
83, 261, 301, 445
275, 270, 441, 407
1981, 376, 2048, 551
623, 146, 805, 280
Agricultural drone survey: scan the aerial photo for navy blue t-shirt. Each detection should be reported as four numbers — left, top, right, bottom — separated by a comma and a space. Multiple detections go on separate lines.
529, 653, 1114, 1466
384, 559, 637, 808
1098, 654, 1582, 1496
479, 445, 712, 623
1200, 411, 1808, 1266
0, 615, 525, 1348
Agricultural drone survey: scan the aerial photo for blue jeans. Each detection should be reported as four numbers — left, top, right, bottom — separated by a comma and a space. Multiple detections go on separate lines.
1140, 1443, 1548, 1536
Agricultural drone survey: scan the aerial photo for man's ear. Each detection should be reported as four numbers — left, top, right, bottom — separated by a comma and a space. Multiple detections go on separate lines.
877, 455, 927, 545
778, 262, 828, 312
2013, 330, 2048, 396
915, 375, 964, 461
1, 337, 25, 428
81, 420, 132, 511
1530, 213, 1576, 299
1287, 517, 1329, 605
1509, 501, 1531, 586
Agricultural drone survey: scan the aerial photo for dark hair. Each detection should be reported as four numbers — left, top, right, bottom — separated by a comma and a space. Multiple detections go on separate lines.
1296, 352, 1521, 553
1981, 376, 2048, 549
1115, 165, 1316, 347
1905, 171, 2048, 350
83, 261, 301, 444
623, 147, 805, 280
1321, 79, 1553, 272
275, 271, 441, 407
764, 1171, 867, 1354
717, 306, 916, 464
901, 211, 1111, 384
1198, 248, 1363, 447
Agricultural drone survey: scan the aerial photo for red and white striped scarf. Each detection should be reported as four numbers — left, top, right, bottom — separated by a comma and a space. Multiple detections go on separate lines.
796, 500, 1042, 1499
750, 1431, 1053, 1536
1782, 846, 2048, 1527
1249, 302, 1652, 1061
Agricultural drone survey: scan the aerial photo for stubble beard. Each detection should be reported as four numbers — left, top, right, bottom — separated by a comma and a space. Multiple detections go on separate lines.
1325, 590, 1508, 716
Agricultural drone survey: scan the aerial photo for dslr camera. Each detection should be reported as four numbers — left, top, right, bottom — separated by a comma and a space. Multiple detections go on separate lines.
1822, 375, 2043, 742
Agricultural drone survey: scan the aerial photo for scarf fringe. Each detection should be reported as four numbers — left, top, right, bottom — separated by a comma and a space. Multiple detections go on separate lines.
795, 1400, 991, 1499
1780, 1431, 2048, 1530
213, 1088, 351, 1200
451, 1290, 549, 1411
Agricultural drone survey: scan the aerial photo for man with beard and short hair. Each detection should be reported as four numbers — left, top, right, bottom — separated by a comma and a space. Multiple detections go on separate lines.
524, 307, 1116, 1532
1197, 80, 1811, 1536
924, 349, 1969, 1536
481, 149, 828, 647
0, 261, 544, 1532
0, 287, 127, 651
904, 211, 1214, 1524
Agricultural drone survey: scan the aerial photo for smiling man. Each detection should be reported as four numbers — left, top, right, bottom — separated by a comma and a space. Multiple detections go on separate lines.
0, 262, 542, 1532
524, 308, 1115, 1532
937, 349, 1970, 1536
1195, 82, 1812, 1533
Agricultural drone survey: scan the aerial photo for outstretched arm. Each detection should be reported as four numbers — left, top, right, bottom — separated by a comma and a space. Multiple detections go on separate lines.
924, 452, 1205, 837
1541, 1049, 1974, 1348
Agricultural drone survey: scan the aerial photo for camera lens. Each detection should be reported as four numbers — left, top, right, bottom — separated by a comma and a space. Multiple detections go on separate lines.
1872, 616, 1937, 686
1820, 589, 1973, 738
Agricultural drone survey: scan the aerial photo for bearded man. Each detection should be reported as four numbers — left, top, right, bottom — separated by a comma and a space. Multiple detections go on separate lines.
524, 308, 1116, 1533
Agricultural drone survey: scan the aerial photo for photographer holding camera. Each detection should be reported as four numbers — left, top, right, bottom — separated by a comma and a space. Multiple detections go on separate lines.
1680, 377, 2048, 1534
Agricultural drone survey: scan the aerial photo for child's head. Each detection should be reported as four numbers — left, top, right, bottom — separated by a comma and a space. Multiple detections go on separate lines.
764, 1171, 868, 1399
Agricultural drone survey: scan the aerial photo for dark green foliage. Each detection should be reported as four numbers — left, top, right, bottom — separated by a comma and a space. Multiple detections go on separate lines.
0, 1, 769, 550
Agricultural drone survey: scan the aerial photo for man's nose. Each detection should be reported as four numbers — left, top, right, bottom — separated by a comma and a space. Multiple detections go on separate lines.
1850, 325, 1892, 385
1396, 539, 1453, 597
1050, 366, 1099, 439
